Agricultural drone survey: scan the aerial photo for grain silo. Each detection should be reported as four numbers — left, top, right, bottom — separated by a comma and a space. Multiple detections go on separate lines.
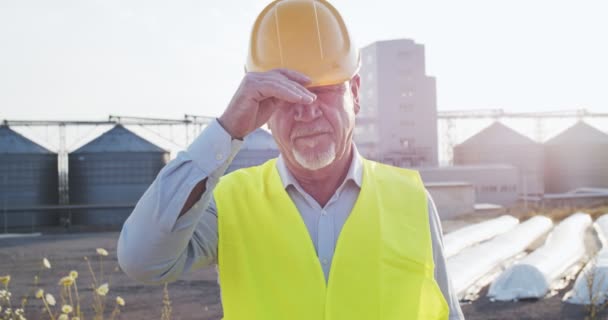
226, 128, 279, 173
453, 121, 544, 196
68, 125, 168, 226
544, 121, 608, 193
0, 125, 58, 230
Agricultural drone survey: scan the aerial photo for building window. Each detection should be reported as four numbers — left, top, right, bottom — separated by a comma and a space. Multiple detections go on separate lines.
482, 186, 498, 192
500, 185, 517, 192
399, 103, 414, 111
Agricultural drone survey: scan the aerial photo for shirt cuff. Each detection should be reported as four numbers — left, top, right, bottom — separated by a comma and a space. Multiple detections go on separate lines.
186, 119, 244, 175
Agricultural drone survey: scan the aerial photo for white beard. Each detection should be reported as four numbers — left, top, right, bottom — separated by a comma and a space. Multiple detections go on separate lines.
292, 142, 336, 170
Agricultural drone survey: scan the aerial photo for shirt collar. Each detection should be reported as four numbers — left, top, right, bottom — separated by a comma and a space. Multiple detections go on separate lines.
276, 144, 363, 191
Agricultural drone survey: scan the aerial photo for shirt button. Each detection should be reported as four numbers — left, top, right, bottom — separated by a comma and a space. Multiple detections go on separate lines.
321, 210, 327, 216
215, 153, 224, 161
321, 259, 329, 265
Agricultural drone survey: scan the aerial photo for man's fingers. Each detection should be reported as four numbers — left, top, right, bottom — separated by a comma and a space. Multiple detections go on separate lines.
258, 80, 315, 104
270, 69, 316, 100
273, 68, 312, 86
251, 69, 316, 100
284, 80, 316, 101
278, 80, 316, 102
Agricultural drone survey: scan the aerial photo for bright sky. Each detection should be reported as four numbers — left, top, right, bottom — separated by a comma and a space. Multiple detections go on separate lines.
1, 0, 607, 121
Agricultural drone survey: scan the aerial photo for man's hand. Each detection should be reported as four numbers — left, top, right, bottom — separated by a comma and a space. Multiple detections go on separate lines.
218, 68, 317, 139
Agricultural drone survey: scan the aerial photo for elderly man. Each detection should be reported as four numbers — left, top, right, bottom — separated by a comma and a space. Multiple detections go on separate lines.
118, 0, 464, 319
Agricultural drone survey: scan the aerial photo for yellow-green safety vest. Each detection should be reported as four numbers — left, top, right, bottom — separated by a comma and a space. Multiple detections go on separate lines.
214, 158, 448, 320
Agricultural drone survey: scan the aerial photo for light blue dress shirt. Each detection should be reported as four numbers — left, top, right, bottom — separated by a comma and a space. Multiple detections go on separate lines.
118, 119, 464, 319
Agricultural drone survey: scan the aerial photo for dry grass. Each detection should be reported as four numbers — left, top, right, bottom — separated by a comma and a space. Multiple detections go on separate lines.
583, 263, 608, 320
0, 248, 171, 320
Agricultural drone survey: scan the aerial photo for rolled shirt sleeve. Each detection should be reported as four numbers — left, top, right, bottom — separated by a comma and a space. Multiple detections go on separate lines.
117, 119, 242, 283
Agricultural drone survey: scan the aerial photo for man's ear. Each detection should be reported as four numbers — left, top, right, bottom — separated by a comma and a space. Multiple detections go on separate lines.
350, 74, 361, 115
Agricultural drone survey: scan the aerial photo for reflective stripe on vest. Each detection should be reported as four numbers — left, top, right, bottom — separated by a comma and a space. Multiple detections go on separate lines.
214, 158, 449, 320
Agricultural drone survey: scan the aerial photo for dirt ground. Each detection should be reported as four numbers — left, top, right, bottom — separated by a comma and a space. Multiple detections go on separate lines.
0, 223, 606, 320
0, 231, 222, 320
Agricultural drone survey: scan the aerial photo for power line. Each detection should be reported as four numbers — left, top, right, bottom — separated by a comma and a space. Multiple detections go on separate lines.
438, 108, 608, 119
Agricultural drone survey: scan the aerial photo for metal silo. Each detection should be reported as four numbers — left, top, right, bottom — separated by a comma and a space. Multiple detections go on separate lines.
0, 125, 58, 231
226, 128, 279, 173
544, 121, 608, 193
68, 125, 168, 226
453, 122, 544, 196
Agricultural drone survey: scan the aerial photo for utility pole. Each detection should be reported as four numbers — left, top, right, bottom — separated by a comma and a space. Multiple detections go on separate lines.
58, 123, 71, 228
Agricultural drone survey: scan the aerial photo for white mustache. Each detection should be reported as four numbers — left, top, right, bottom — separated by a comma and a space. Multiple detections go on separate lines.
290, 126, 333, 139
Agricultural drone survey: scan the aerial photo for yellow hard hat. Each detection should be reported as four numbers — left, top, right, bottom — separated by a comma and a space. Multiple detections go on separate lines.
246, 0, 360, 87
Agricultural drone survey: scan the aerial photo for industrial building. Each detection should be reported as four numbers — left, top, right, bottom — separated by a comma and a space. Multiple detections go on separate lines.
425, 182, 475, 218
544, 121, 608, 193
453, 122, 544, 196
0, 125, 59, 230
355, 39, 438, 167
419, 165, 519, 206
226, 128, 279, 173
68, 125, 168, 227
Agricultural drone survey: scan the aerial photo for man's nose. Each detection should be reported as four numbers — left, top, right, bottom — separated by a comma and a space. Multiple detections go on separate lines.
294, 103, 322, 122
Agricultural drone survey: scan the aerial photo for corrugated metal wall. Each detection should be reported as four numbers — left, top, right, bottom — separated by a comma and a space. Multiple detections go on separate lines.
68, 125, 168, 226
0, 125, 59, 230
453, 122, 544, 195
226, 128, 279, 173
544, 122, 608, 193
425, 182, 475, 218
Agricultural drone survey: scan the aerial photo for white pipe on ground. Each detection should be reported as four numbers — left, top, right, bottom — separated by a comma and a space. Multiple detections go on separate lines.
444, 215, 519, 258
488, 212, 592, 301
448, 215, 553, 299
